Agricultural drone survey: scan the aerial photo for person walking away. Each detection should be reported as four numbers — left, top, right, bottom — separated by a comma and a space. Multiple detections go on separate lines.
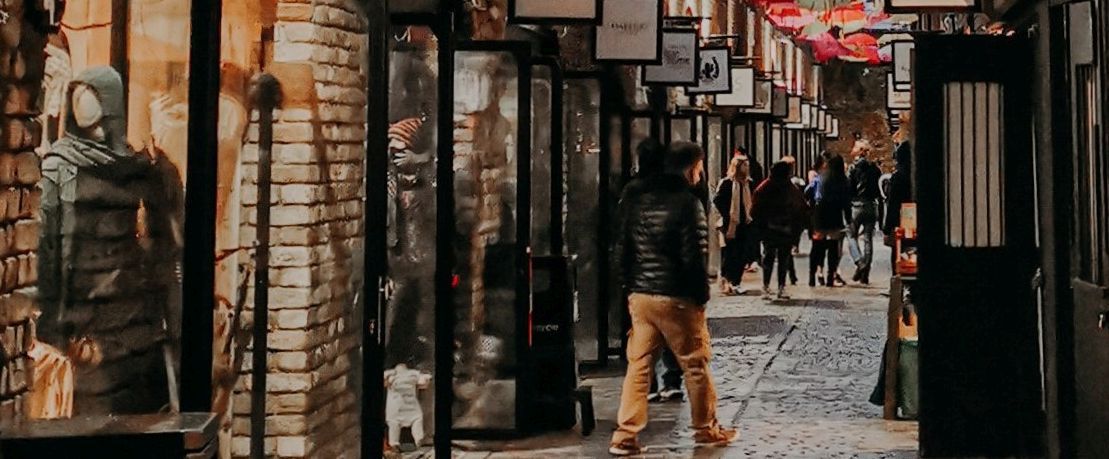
618, 139, 684, 403
610, 141, 737, 456
847, 143, 882, 284
804, 154, 828, 286
782, 156, 805, 285
751, 161, 810, 300
713, 155, 755, 295
813, 155, 852, 287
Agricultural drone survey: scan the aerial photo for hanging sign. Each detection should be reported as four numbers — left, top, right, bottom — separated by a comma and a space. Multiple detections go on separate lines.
642, 29, 699, 85
715, 67, 757, 107
887, 0, 976, 13
893, 41, 915, 86
800, 102, 812, 127
887, 73, 912, 109
784, 96, 802, 124
771, 85, 789, 118
389, 0, 440, 14
828, 118, 840, 138
510, 0, 601, 23
687, 47, 732, 95
817, 108, 827, 131
594, 0, 663, 63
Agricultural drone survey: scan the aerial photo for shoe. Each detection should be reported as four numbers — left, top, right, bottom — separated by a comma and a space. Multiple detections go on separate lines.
817, 274, 826, 286
777, 287, 790, 300
659, 387, 684, 401
609, 439, 644, 456
694, 426, 739, 446
647, 391, 662, 403
808, 276, 816, 287
852, 268, 863, 282
834, 274, 847, 286
732, 285, 749, 296
762, 286, 773, 299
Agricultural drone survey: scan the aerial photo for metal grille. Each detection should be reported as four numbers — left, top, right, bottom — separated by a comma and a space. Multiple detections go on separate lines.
943, 81, 1005, 248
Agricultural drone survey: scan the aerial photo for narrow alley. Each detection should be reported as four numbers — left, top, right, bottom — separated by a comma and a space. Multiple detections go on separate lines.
442, 244, 917, 458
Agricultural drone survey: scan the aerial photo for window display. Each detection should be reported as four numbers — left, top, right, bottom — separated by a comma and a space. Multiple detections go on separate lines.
564, 77, 602, 362
532, 64, 557, 256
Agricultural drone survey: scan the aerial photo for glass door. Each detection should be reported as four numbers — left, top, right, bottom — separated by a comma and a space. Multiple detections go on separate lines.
448, 42, 532, 437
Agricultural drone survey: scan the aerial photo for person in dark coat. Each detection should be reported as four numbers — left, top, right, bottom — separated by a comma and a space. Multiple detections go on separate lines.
618, 139, 684, 402
751, 161, 810, 300
812, 155, 853, 287
610, 141, 736, 456
883, 141, 913, 253
847, 146, 883, 284
713, 155, 756, 295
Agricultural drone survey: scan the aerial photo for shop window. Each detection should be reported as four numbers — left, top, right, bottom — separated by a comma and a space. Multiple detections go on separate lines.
564, 77, 601, 362
942, 81, 1005, 249
1073, 65, 1105, 283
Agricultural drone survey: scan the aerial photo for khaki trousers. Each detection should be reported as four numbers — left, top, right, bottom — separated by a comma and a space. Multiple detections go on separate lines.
611, 293, 719, 444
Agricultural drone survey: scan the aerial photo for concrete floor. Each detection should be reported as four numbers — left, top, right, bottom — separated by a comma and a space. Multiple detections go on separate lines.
407, 241, 919, 458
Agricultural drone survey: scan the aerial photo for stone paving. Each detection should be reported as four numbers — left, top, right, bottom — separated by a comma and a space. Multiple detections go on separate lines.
404, 243, 919, 458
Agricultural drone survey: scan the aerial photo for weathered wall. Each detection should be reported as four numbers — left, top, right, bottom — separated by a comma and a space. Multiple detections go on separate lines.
231, 0, 368, 457
822, 61, 895, 169
0, 0, 44, 421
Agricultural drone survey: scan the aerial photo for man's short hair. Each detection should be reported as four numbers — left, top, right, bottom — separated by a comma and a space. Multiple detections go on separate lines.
665, 141, 704, 174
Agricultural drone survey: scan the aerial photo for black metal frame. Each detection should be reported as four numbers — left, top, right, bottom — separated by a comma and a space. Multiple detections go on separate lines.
591, 0, 666, 64
446, 40, 534, 441
687, 46, 735, 95
388, 0, 447, 24
643, 28, 702, 86
508, 0, 603, 25
180, 0, 220, 416
565, 70, 620, 367
665, 111, 697, 144
716, 67, 758, 108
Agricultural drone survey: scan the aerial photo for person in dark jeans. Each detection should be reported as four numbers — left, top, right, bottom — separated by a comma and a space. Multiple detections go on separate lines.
752, 161, 810, 300
809, 155, 852, 287
847, 145, 882, 284
618, 139, 684, 402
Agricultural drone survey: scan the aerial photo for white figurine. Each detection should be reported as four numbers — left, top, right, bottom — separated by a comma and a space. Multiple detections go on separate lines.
384, 364, 432, 448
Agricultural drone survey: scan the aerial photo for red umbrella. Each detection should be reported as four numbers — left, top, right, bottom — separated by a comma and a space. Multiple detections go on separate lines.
840, 32, 880, 63
767, 4, 816, 30
823, 3, 869, 33
807, 31, 851, 62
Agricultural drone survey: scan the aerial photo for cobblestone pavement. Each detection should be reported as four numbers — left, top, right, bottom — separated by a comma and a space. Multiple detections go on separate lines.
414, 243, 919, 458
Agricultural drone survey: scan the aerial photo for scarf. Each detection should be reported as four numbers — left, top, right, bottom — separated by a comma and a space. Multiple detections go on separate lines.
727, 177, 752, 239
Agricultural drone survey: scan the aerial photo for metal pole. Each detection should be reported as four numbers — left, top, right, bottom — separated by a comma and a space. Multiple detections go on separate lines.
248, 74, 281, 459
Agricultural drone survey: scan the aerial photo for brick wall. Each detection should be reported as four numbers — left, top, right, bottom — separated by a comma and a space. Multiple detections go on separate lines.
231, 0, 368, 457
0, 1, 45, 421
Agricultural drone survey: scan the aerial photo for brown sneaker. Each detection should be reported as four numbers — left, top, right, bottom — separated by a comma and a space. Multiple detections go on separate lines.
609, 438, 644, 456
694, 426, 738, 446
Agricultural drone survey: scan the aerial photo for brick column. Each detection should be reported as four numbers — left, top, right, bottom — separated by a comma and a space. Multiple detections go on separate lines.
231, 0, 368, 457
0, 1, 45, 421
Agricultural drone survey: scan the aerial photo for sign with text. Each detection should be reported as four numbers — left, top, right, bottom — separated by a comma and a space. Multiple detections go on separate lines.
594, 0, 663, 62
716, 67, 757, 107
511, 0, 601, 23
642, 29, 699, 85
687, 47, 732, 94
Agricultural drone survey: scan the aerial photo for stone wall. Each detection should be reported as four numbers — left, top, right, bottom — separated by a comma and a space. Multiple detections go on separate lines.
231, 0, 368, 457
0, 0, 45, 421
822, 61, 895, 169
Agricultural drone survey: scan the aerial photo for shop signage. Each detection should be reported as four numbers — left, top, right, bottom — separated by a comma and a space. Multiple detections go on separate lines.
887, 73, 912, 109
771, 85, 789, 118
887, 0, 977, 13
800, 102, 812, 127
893, 41, 915, 86
510, 0, 601, 23
817, 108, 827, 131
389, 0, 440, 14
687, 47, 733, 95
824, 112, 834, 135
828, 118, 840, 138
594, 0, 663, 63
643, 29, 699, 85
784, 95, 802, 124
716, 67, 757, 107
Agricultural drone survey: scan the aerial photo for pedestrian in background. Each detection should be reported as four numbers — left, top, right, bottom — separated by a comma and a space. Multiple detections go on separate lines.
847, 143, 882, 284
752, 161, 810, 300
804, 154, 828, 286
713, 155, 755, 295
609, 141, 736, 456
812, 155, 852, 288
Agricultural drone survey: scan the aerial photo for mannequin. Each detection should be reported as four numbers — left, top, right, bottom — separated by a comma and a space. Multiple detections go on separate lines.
384, 364, 432, 449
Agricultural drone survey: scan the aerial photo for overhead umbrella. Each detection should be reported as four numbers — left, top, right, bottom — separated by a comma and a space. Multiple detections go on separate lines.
807, 31, 852, 62
795, 0, 855, 11
877, 32, 914, 46
840, 32, 882, 63
800, 20, 832, 38
767, 4, 816, 30
823, 3, 869, 33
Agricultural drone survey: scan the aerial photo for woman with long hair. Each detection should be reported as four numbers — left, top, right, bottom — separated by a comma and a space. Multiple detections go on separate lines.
813, 155, 852, 287
713, 155, 755, 295
751, 161, 810, 299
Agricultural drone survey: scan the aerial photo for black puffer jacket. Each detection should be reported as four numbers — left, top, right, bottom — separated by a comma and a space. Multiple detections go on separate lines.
615, 174, 710, 305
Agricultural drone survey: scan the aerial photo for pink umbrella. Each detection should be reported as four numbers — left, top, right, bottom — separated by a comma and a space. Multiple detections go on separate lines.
823, 3, 869, 33
807, 31, 852, 62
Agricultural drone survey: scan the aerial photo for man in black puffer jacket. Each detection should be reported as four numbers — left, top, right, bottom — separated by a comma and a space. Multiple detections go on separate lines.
609, 142, 736, 456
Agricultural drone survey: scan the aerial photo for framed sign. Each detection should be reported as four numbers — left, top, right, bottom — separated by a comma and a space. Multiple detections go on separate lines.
643, 29, 699, 85
800, 102, 812, 127
687, 47, 732, 95
828, 118, 840, 138
389, 0, 441, 14
715, 67, 757, 107
886, 0, 977, 13
893, 41, 915, 85
887, 73, 912, 109
824, 112, 834, 134
510, 0, 601, 24
771, 86, 789, 118
784, 96, 802, 124
817, 108, 827, 131
594, 0, 664, 63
